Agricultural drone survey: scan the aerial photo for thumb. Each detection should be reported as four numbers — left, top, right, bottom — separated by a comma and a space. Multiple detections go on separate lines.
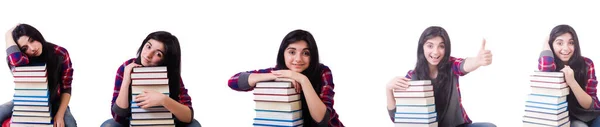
480, 39, 487, 51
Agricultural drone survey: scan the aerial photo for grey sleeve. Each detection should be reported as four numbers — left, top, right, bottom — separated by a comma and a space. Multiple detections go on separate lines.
237, 72, 253, 91
111, 104, 130, 117
6, 45, 20, 55
316, 110, 330, 127
5, 45, 21, 71
388, 108, 396, 122
540, 50, 554, 58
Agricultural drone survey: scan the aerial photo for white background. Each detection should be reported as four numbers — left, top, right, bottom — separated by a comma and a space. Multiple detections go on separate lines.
0, 1, 599, 126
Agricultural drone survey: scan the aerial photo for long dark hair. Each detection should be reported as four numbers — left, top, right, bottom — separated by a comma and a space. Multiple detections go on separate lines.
548, 25, 587, 88
413, 26, 454, 122
135, 31, 182, 101
275, 29, 322, 125
11, 23, 63, 116
12, 24, 48, 46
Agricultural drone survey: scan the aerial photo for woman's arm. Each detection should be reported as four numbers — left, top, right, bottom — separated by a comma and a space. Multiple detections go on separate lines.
228, 68, 277, 91
462, 39, 492, 73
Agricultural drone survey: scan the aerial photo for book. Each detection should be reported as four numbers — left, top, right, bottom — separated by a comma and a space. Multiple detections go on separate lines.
395, 104, 436, 113
530, 87, 570, 96
394, 91, 434, 98
256, 82, 294, 88
254, 94, 300, 102
530, 81, 568, 89
394, 117, 437, 123
395, 112, 437, 118
255, 110, 302, 121
130, 119, 175, 126
394, 96, 435, 106
394, 85, 433, 92
133, 66, 167, 73
532, 71, 565, 77
12, 63, 46, 72
9, 123, 53, 127
12, 111, 51, 117
394, 122, 438, 127
132, 112, 173, 119
11, 116, 52, 124
522, 115, 569, 127
253, 118, 303, 127
527, 94, 567, 105
132, 85, 170, 94
530, 76, 565, 83
255, 100, 301, 112
131, 72, 168, 79
132, 79, 169, 85
13, 106, 49, 112
14, 82, 48, 90
524, 110, 569, 121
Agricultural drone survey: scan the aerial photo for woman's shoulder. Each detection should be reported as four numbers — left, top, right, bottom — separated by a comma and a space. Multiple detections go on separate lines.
119, 58, 137, 68
583, 57, 595, 66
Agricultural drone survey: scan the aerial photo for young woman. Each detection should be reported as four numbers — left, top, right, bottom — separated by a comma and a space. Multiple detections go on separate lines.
227, 29, 344, 127
385, 26, 496, 127
0, 24, 77, 127
538, 24, 599, 127
100, 31, 200, 127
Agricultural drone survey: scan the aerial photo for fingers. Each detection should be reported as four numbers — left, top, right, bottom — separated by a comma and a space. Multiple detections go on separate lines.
481, 39, 487, 51
137, 100, 149, 108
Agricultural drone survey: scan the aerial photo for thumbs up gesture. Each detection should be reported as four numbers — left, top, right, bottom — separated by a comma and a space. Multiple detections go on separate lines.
477, 39, 493, 66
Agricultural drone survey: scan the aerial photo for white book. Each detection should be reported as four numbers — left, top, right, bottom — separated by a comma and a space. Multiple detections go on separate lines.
13, 106, 49, 112
12, 111, 51, 117
132, 85, 170, 94
530, 76, 565, 83
14, 77, 47, 83
12, 71, 46, 77
523, 116, 569, 127
254, 88, 297, 95
131, 72, 168, 79
524, 110, 569, 121
132, 107, 169, 113
13, 97, 48, 102
255, 110, 302, 120
394, 85, 433, 92
131, 125, 175, 127
253, 118, 303, 127
132, 112, 173, 119
532, 71, 565, 77
11, 116, 52, 123
396, 104, 436, 113
130, 119, 175, 126
13, 101, 48, 106
10, 123, 53, 127
395, 112, 437, 118
394, 122, 438, 127
531, 87, 570, 97
255, 101, 301, 112
13, 64, 46, 72
530, 81, 568, 89
395, 97, 435, 106
528, 94, 567, 104
395, 117, 436, 123
525, 101, 568, 110
394, 91, 434, 98
522, 121, 570, 127
256, 82, 293, 88
525, 105, 568, 114
14, 82, 48, 90
14, 90, 48, 97
133, 66, 167, 73
409, 80, 432, 85
254, 94, 300, 102
132, 79, 169, 85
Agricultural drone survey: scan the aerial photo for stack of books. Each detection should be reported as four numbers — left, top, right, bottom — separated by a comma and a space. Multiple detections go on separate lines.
253, 81, 303, 127
130, 66, 174, 127
394, 80, 438, 127
10, 64, 53, 127
523, 71, 570, 127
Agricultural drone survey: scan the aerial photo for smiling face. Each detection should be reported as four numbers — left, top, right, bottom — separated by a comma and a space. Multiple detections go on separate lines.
284, 40, 311, 73
423, 36, 445, 67
552, 33, 575, 64
16, 36, 43, 57
140, 39, 166, 66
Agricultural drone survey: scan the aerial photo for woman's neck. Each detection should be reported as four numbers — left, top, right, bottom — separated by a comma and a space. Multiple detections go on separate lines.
429, 64, 438, 79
